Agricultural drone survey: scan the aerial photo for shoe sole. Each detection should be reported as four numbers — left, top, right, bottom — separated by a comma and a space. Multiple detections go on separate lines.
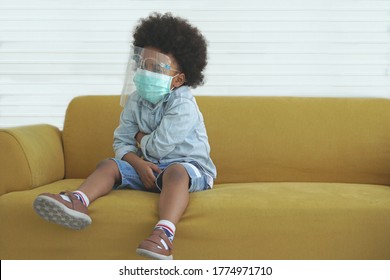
136, 248, 173, 260
33, 195, 92, 230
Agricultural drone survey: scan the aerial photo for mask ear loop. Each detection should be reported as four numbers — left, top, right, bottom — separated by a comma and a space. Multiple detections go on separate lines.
170, 73, 181, 92
159, 61, 183, 91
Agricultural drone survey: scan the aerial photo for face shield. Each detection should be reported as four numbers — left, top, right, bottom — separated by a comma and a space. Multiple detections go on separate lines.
120, 46, 180, 106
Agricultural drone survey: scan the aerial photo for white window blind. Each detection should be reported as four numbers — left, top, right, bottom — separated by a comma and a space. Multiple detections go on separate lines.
0, 0, 389, 128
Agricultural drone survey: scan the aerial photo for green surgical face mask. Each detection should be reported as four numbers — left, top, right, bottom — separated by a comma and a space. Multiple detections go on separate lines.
133, 69, 177, 104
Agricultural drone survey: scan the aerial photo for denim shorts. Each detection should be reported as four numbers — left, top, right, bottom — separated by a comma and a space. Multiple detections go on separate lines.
111, 158, 213, 193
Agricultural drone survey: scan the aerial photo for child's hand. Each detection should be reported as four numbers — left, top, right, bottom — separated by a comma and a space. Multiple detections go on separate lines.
136, 161, 162, 190
135, 131, 146, 144
122, 152, 161, 190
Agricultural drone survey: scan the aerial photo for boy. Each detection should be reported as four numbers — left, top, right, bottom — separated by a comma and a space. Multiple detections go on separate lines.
33, 12, 217, 260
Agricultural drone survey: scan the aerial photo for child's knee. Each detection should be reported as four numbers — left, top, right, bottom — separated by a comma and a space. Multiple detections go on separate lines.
96, 159, 120, 177
162, 164, 189, 183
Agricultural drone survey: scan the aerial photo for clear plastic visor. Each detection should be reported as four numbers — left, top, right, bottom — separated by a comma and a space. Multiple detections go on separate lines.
120, 46, 179, 106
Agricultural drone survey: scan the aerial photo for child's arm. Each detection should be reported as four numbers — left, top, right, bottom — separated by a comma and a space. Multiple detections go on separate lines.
113, 96, 161, 190
139, 98, 198, 160
113, 97, 139, 160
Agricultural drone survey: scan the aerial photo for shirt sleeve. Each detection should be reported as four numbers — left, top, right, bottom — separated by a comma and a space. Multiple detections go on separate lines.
140, 98, 198, 160
113, 96, 139, 160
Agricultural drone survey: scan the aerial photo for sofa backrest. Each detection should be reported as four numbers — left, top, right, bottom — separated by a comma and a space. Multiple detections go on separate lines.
63, 95, 122, 179
63, 95, 390, 185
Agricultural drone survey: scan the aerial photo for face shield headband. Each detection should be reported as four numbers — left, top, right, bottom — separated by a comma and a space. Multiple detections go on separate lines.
120, 46, 180, 106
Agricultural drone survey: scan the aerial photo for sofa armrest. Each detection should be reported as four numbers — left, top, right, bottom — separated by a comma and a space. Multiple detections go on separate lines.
0, 125, 65, 195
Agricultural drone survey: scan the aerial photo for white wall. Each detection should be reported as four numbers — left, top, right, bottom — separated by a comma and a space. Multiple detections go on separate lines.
1, 0, 389, 128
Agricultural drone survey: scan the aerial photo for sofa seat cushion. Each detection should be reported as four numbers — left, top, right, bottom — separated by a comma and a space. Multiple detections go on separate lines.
1, 180, 389, 259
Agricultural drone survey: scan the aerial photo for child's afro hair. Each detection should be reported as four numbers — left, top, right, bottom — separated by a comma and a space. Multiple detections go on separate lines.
133, 12, 208, 88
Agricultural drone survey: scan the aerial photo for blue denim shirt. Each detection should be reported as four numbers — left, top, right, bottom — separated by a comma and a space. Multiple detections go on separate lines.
113, 86, 217, 179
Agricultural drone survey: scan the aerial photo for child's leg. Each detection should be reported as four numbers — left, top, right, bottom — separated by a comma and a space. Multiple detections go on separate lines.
77, 159, 121, 203
137, 164, 189, 260
158, 164, 190, 224
33, 158, 121, 230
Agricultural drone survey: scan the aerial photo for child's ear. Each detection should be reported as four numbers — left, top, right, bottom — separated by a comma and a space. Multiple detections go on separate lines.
172, 73, 186, 88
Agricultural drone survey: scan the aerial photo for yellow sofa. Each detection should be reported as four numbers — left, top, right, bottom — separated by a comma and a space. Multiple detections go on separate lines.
1, 95, 390, 260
